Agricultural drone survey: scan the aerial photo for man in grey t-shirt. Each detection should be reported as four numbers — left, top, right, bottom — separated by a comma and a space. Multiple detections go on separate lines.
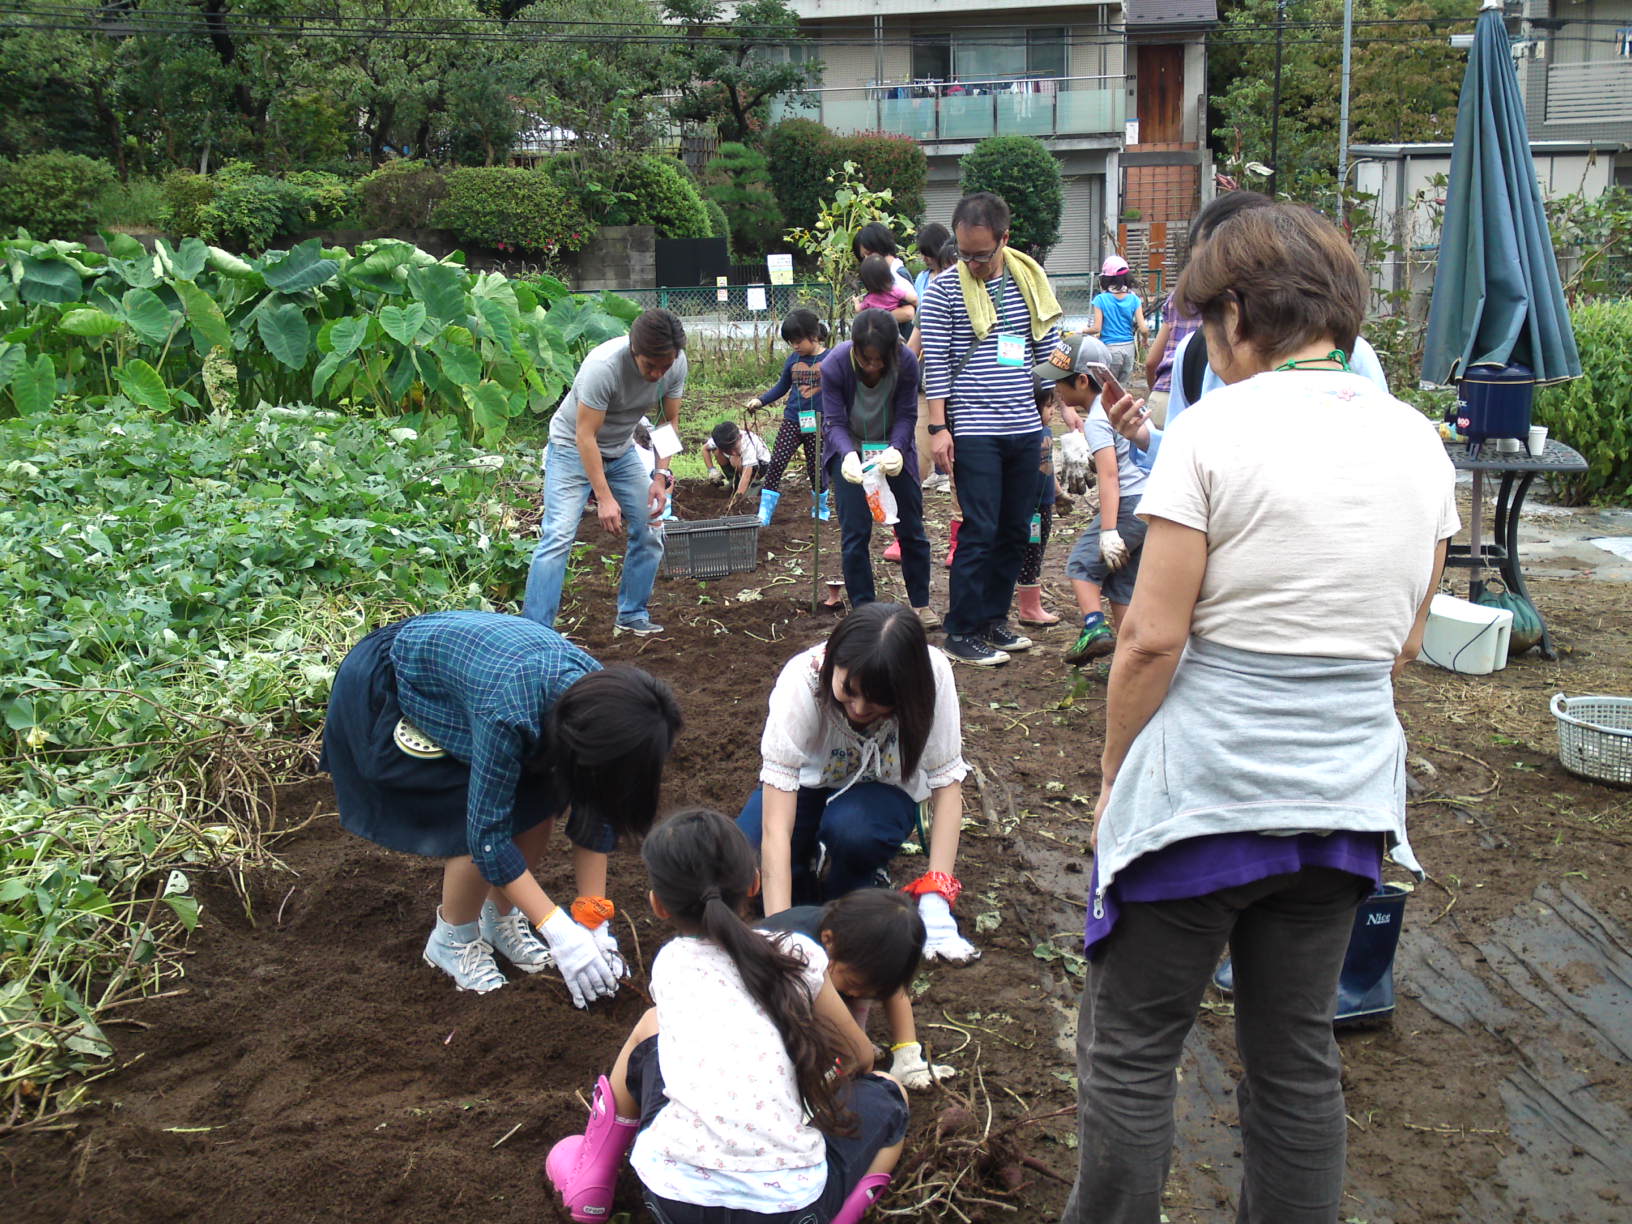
523, 310, 688, 634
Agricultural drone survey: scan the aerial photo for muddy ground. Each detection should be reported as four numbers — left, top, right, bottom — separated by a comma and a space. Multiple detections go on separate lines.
5, 476, 1631, 1223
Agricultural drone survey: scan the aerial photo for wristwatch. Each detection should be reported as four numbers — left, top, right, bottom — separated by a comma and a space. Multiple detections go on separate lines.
927, 424, 949, 435
657, 468, 675, 486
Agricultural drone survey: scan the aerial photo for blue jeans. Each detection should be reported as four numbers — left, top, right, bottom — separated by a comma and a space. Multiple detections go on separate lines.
738, 782, 919, 905
947, 430, 1046, 636
826, 457, 931, 608
522, 443, 662, 628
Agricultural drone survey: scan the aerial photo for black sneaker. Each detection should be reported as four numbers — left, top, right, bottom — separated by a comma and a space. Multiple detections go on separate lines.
943, 634, 1010, 666
981, 622, 1033, 653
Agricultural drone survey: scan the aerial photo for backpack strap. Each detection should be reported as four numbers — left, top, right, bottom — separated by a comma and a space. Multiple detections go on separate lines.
1180, 330, 1209, 405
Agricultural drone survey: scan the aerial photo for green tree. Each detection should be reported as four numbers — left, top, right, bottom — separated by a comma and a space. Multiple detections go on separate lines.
663, 0, 821, 144
703, 142, 784, 256
958, 136, 1062, 257
1210, 0, 1466, 201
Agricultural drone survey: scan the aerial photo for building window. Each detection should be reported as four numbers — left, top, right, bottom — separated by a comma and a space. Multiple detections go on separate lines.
911, 28, 1068, 84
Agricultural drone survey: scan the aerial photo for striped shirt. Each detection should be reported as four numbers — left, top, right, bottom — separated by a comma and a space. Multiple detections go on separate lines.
920, 270, 1059, 437
390, 611, 601, 886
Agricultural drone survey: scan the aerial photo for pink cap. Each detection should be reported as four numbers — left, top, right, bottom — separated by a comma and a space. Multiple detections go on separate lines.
1101, 255, 1130, 276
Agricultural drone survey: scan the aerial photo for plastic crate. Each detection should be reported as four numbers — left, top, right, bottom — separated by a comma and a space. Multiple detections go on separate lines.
659, 515, 762, 580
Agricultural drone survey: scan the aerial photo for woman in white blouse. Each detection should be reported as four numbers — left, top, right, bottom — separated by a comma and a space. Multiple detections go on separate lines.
738, 602, 978, 962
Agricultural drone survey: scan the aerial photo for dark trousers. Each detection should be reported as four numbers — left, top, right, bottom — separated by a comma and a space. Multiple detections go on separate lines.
738, 782, 919, 905
947, 430, 1046, 636
826, 457, 931, 609
1060, 867, 1368, 1224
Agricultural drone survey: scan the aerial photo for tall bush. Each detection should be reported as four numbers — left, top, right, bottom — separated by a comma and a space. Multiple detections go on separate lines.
358, 160, 448, 230
702, 197, 734, 261
765, 118, 839, 237
0, 152, 117, 238
836, 132, 926, 224
194, 163, 315, 251
434, 168, 590, 254
615, 155, 712, 238
1533, 299, 1632, 504
958, 135, 1062, 257
703, 142, 784, 258
160, 170, 216, 237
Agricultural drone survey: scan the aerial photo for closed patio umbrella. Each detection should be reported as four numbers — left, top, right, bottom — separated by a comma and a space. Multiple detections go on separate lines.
1420, 0, 1580, 388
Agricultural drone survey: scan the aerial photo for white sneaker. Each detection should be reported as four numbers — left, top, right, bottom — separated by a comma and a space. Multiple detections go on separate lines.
921, 472, 951, 493
423, 912, 508, 992
480, 900, 555, 974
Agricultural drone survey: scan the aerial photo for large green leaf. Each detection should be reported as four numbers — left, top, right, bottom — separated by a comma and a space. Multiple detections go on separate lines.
464, 380, 510, 441
432, 338, 481, 388
311, 350, 345, 399
379, 303, 427, 346
121, 288, 177, 344
105, 253, 159, 289
345, 242, 415, 295
114, 359, 170, 413
173, 281, 231, 351
99, 231, 147, 260
474, 297, 515, 351
156, 237, 207, 283
18, 256, 84, 304
11, 353, 57, 415
261, 239, 340, 293
57, 308, 123, 338
0, 342, 22, 391
206, 247, 259, 279
257, 302, 312, 370
408, 264, 469, 326
327, 315, 368, 358
531, 274, 570, 302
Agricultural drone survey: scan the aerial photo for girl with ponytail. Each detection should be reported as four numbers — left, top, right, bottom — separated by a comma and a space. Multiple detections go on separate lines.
545, 810, 910, 1224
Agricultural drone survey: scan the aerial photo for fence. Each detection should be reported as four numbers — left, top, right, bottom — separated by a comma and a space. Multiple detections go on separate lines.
608, 273, 1180, 336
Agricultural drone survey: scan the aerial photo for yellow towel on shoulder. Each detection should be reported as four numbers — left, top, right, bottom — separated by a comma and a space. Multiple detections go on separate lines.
958, 248, 1062, 342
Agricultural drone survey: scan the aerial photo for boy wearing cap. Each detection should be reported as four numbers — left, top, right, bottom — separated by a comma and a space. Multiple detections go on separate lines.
1089, 256, 1148, 387
1033, 334, 1148, 665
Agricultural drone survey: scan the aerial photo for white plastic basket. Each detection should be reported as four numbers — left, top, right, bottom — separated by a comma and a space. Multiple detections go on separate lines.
1550, 694, 1632, 787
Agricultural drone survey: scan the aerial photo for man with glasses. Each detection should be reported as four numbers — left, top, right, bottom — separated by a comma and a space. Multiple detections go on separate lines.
919, 193, 1062, 666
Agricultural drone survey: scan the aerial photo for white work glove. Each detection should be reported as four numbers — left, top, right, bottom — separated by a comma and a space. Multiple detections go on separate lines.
1058, 431, 1093, 496
878, 446, 904, 477
1100, 528, 1130, 572
889, 1042, 957, 1090
592, 923, 628, 980
918, 892, 980, 964
540, 907, 619, 1008
743, 397, 762, 410
841, 451, 865, 484
707, 467, 725, 486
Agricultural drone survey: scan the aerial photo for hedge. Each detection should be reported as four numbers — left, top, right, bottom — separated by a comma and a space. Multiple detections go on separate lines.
615, 156, 712, 239
434, 167, 591, 254
0, 152, 117, 238
764, 121, 927, 236
358, 160, 447, 230
1533, 298, 1632, 504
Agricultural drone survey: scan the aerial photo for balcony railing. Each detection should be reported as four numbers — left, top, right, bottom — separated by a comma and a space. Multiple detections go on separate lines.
1545, 59, 1632, 125
769, 74, 1125, 142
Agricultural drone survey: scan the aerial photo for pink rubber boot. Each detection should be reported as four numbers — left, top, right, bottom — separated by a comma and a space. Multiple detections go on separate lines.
831, 1172, 892, 1224
883, 533, 902, 563
544, 1075, 637, 1222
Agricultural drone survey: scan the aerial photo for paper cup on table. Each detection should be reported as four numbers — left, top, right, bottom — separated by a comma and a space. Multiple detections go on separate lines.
1527, 425, 1548, 458
650, 423, 683, 459
1498, 437, 1522, 454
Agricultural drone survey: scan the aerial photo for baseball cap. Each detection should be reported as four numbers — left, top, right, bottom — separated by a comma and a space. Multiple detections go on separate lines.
1033, 333, 1114, 386
1101, 255, 1130, 276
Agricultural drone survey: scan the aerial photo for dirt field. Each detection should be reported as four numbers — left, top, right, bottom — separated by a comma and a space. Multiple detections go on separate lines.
5, 476, 1631, 1223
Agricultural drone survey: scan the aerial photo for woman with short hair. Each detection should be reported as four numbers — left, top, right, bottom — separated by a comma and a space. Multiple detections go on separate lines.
1061, 204, 1459, 1224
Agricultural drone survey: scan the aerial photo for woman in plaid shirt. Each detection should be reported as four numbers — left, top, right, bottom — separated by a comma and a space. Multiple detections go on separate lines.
322, 610, 682, 1001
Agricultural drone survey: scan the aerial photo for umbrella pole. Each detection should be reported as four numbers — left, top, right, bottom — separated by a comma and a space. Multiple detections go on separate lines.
1469, 468, 1485, 600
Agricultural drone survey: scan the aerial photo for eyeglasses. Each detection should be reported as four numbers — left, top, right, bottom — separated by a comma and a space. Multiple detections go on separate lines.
957, 247, 1001, 265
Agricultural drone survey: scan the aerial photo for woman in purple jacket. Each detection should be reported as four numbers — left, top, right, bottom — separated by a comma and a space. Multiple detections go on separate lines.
822, 310, 937, 627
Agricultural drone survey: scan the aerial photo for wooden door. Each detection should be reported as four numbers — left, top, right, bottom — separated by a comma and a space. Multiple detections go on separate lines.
1136, 44, 1184, 145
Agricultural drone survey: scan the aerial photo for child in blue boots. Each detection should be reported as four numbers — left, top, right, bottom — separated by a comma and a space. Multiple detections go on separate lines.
747, 308, 831, 526
545, 810, 908, 1223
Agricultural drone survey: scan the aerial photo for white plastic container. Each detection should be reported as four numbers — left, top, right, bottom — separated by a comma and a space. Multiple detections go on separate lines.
1419, 594, 1513, 675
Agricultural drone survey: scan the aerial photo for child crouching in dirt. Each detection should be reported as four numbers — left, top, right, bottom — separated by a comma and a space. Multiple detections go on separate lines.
546, 810, 909, 1224
759, 888, 956, 1091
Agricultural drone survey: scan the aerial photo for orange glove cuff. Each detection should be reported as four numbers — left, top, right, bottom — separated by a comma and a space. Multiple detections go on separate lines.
571, 896, 616, 930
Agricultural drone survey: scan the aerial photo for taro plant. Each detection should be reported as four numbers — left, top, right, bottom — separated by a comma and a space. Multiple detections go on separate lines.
0, 232, 639, 444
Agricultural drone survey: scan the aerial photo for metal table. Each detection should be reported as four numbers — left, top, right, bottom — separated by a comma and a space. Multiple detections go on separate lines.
1444, 438, 1587, 660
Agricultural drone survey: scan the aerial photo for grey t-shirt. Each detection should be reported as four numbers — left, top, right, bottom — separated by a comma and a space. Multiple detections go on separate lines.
548, 336, 688, 459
